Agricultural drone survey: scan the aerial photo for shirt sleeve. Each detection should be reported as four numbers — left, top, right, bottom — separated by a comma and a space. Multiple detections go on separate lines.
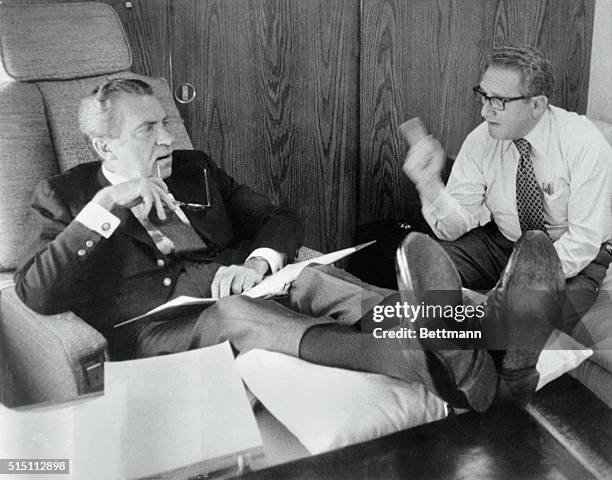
246, 247, 286, 274
421, 134, 487, 241
553, 132, 612, 278
74, 201, 120, 238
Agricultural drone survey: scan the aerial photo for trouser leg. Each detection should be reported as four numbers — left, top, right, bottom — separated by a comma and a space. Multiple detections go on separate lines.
437, 222, 514, 291
299, 322, 498, 413
280, 264, 396, 326
135, 265, 394, 358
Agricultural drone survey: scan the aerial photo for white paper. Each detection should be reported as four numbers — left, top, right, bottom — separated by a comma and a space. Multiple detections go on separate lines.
0, 388, 126, 480
114, 295, 217, 328
104, 341, 262, 479
244, 240, 376, 299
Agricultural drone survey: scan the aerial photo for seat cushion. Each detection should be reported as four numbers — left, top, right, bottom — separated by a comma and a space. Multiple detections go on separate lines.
0, 83, 57, 271
236, 349, 447, 455
0, 2, 131, 81
572, 264, 612, 373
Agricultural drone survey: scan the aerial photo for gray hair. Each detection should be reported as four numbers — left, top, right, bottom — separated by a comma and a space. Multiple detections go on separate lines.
78, 77, 154, 141
488, 44, 555, 99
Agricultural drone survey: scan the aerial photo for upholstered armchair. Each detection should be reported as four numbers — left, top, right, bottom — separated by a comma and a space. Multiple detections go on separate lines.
0, 2, 193, 407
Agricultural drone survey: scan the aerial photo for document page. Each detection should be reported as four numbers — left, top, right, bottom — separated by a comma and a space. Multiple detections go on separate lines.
104, 341, 263, 479
0, 389, 125, 480
244, 240, 376, 299
114, 296, 217, 328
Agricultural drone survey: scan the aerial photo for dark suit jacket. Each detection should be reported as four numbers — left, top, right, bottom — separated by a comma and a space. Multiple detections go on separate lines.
15, 150, 303, 336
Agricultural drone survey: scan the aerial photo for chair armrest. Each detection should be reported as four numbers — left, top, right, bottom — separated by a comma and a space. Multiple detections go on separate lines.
0, 283, 108, 406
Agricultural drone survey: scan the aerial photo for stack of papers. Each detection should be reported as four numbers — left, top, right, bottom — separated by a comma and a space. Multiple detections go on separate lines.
1, 342, 262, 479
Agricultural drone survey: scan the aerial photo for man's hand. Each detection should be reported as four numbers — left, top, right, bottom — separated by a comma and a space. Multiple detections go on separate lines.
92, 177, 176, 220
402, 135, 446, 202
211, 257, 269, 298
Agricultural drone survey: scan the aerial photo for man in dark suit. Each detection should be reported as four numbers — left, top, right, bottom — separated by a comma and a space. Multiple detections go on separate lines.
15, 78, 560, 412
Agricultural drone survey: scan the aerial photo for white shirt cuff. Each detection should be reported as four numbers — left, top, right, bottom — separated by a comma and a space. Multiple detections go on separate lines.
247, 248, 285, 274
75, 201, 120, 239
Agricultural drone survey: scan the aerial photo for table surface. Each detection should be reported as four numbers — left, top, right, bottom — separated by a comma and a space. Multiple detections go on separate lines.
237, 375, 611, 480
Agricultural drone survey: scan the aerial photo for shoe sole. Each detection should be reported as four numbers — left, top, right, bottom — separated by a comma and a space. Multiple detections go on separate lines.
490, 231, 564, 371
395, 232, 462, 302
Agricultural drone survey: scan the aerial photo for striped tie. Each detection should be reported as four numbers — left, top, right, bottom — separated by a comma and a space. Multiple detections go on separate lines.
513, 138, 546, 234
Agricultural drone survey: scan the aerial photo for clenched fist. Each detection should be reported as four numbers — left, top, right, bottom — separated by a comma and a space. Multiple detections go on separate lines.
402, 135, 446, 202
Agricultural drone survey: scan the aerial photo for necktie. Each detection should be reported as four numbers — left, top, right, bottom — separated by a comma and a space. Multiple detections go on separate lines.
513, 138, 546, 234
132, 205, 208, 256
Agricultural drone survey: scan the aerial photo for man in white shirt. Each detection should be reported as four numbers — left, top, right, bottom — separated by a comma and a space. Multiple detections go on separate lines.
403, 44, 612, 333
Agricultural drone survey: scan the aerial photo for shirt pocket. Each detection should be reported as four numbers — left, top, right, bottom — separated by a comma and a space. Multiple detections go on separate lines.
542, 177, 570, 222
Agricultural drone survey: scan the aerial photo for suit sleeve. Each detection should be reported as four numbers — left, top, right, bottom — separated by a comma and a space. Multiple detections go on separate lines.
14, 180, 108, 315
204, 157, 304, 262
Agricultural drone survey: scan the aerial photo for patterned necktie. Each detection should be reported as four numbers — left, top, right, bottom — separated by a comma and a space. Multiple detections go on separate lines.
132, 205, 208, 256
513, 138, 546, 234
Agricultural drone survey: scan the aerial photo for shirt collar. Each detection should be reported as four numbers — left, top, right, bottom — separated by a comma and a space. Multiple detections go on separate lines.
502, 107, 551, 154
101, 165, 130, 185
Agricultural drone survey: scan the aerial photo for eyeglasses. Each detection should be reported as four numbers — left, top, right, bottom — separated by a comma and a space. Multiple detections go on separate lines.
472, 86, 529, 111
156, 162, 212, 211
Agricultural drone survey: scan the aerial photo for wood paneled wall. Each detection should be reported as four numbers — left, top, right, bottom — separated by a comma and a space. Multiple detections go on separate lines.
168, 0, 360, 253
359, 0, 595, 226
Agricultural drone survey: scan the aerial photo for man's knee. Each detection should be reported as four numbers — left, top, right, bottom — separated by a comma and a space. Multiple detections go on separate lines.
204, 295, 258, 327
191, 295, 261, 350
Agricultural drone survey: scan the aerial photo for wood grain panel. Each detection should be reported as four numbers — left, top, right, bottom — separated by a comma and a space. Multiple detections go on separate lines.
172, 0, 360, 252
115, 0, 172, 80
360, 0, 594, 226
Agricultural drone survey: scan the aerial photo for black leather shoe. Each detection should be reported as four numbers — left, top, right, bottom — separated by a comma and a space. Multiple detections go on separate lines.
483, 230, 565, 406
395, 233, 497, 411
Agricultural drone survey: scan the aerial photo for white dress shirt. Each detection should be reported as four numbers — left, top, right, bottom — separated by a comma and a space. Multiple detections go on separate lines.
422, 106, 612, 278
74, 166, 284, 273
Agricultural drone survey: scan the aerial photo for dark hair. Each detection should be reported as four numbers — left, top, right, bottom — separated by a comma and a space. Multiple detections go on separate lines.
78, 77, 154, 140
488, 44, 555, 98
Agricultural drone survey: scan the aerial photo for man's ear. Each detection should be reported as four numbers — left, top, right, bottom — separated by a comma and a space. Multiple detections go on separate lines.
531, 95, 549, 118
91, 137, 116, 162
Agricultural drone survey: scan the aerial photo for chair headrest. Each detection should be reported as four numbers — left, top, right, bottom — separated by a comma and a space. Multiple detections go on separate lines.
0, 2, 131, 81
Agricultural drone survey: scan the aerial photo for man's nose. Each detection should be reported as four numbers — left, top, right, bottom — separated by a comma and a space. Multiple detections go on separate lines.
157, 125, 174, 146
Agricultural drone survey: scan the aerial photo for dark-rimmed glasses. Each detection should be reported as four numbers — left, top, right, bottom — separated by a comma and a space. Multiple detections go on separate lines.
156, 162, 212, 211
473, 86, 529, 111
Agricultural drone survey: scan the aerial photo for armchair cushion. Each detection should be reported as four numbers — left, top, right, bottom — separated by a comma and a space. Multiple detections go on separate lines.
0, 281, 107, 406
0, 2, 131, 81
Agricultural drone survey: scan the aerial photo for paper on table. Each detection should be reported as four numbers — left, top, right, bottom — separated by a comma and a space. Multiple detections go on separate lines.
0, 388, 126, 480
104, 341, 263, 479
114, 295, 217, 328
244, 241, 376, 299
